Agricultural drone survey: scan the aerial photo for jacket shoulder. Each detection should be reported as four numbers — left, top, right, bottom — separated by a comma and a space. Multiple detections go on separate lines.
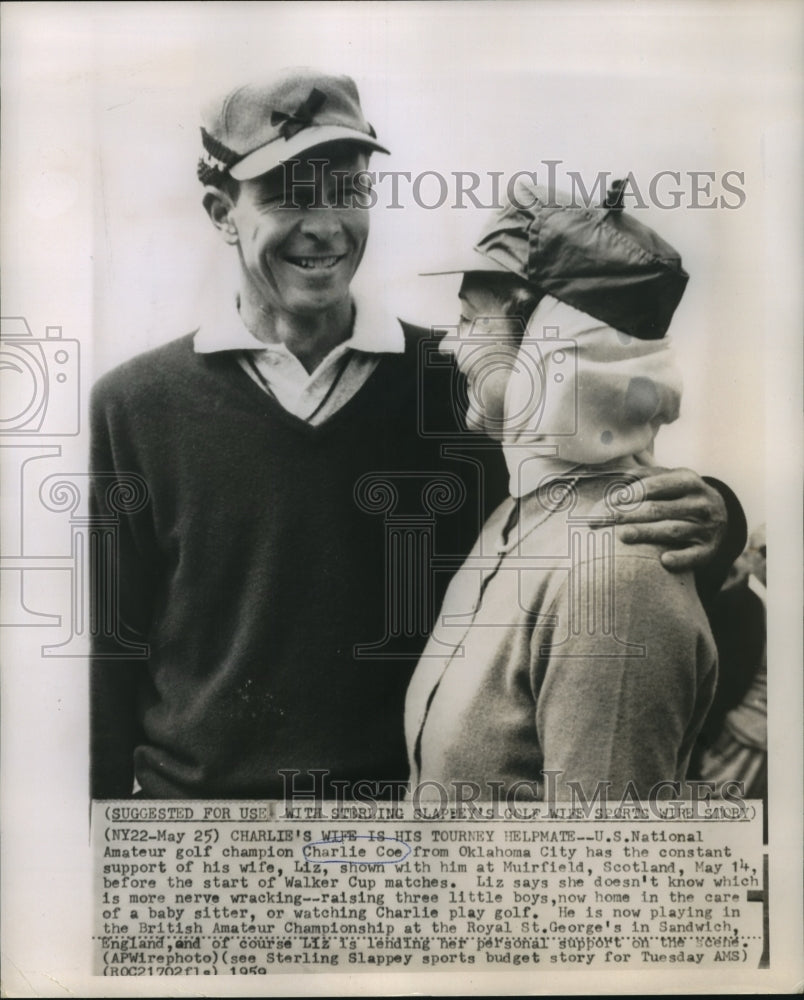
399, 318, 447, 351
400, 319, 433, 339
91, 333, 199, 406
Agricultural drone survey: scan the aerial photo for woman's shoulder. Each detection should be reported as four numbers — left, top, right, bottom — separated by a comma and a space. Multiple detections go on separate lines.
562, 539, 713, 648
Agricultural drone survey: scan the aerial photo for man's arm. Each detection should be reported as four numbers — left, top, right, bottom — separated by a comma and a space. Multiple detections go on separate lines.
89, 382, 153, 799
598, 467, 747, 599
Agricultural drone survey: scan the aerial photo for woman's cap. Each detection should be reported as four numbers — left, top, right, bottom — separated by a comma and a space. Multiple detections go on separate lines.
425, 177, 689, 341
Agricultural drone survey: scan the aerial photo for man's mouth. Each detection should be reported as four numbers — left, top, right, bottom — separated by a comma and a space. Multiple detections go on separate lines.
284, 254, 346, 270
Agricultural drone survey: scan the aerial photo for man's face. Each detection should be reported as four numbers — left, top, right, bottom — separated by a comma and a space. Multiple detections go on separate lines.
439, 279, 522, 438
225, 145, 370, 317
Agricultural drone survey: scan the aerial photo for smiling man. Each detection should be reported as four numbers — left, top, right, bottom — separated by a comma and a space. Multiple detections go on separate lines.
204, 146, 372, 372
89, 68, 745, 800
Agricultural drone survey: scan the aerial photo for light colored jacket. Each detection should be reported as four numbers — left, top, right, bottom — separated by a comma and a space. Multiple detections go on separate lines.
405, 474, 717, 801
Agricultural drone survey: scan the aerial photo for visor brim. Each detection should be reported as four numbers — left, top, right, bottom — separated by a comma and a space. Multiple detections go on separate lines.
230, 126, 389, 180
419, 249, 514, 277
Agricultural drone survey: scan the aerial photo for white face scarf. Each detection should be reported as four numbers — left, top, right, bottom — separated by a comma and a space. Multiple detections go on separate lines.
501, 295, 683, 498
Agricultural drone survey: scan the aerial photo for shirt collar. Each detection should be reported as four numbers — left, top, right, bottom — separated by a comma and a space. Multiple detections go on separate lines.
747, 573, 767, 604
193, 285, 405, 356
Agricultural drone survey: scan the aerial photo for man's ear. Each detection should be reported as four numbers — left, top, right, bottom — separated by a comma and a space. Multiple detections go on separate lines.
202, 187, 238, 245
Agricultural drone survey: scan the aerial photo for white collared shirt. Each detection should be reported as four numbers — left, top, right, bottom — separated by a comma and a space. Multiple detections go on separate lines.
194, 288, 405, 425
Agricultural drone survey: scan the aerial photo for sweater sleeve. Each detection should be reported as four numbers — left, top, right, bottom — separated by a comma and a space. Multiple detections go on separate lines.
532, 554, 716, 801
89, 379, 154, 799
696, 477, 748, 606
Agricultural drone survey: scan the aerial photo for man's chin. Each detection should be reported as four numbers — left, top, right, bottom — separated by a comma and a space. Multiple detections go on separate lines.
285, 288, 352, 317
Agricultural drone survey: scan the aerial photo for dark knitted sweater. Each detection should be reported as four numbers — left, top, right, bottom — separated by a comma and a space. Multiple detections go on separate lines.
89, 327, 508, 798
90, 325, 745, 800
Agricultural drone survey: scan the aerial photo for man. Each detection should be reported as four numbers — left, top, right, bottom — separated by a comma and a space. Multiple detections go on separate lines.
90, 68, 744, 800
694, 525, 767, 814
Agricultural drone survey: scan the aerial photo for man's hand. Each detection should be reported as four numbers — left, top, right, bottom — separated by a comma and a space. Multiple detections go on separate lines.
597, 467, 728, 572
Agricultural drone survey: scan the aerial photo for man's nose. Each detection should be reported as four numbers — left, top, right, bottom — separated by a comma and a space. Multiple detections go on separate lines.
298, 206, 343, 241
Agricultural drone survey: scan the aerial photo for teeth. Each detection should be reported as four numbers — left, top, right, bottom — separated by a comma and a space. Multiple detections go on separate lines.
287, 255, 342, 269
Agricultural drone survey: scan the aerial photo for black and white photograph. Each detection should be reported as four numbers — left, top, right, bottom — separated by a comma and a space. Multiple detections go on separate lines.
1, 1, 801, 995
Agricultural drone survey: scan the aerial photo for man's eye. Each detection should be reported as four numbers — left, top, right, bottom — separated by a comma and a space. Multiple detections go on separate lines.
255, 190, 285, 207
326, 183, 368, 207
281, 188, 316, 207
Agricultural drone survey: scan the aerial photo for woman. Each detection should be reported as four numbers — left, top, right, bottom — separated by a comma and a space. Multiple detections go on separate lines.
405, 180, 718, 803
